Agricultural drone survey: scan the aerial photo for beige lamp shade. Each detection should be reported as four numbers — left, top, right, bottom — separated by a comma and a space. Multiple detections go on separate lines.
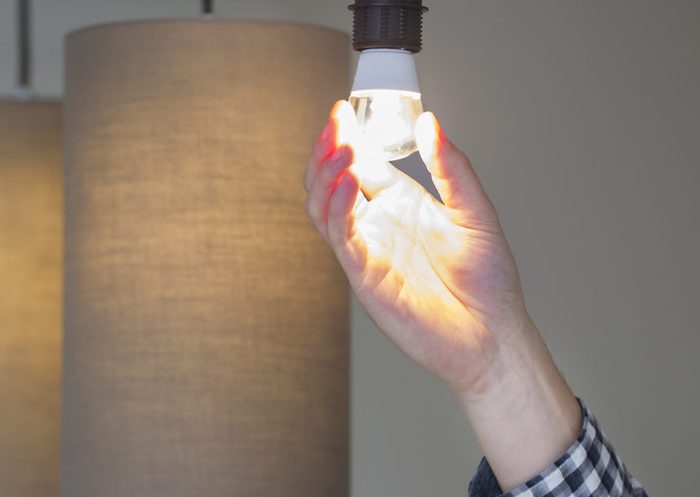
0, 101, 62, 496
62, 20, 350, 497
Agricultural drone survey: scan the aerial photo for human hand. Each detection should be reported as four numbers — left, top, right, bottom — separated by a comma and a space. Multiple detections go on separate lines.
304, 101, 581, 490
304, 100, 528, 396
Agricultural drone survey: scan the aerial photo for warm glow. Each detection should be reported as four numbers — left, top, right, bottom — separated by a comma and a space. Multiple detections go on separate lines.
347, 162, 469, 315
349, 89, 424, 162
352, 172, 469, 314
334, 100, 465, 296
330, 100, 500, 380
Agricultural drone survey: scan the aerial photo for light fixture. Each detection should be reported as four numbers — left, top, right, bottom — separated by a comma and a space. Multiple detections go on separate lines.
61, 3, 351, 497
0, 1, 61, 496
348, 0, 428, 161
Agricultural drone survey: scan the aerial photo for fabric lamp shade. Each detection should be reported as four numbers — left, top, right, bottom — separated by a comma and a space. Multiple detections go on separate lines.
62, 20, 350, 497
0, 101, 62, 496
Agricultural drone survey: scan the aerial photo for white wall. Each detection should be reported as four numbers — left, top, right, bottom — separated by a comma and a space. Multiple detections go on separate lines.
2, 1, 698, 495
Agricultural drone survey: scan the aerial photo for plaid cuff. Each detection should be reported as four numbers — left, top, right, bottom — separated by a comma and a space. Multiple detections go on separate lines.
467, 400, 647, 497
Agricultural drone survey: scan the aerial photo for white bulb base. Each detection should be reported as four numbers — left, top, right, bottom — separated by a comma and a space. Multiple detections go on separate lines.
351, 49, 421, 94
349, 49, 423, 162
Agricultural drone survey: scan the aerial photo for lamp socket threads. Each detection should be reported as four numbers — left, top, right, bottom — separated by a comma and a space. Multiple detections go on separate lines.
348, 0, 428, 53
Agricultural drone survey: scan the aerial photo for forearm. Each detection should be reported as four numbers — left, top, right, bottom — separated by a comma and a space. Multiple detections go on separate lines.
454, 318, 582, 492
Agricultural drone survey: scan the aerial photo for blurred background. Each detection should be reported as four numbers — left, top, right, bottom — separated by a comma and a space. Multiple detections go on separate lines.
1, 1, 698, 496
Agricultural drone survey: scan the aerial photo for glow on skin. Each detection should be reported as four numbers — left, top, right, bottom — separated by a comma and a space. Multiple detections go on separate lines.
303, 101, 582, 492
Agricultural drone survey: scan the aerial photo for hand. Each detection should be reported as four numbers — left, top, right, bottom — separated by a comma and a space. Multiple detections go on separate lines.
304, 101, 581, 490
304, 100, 525, 395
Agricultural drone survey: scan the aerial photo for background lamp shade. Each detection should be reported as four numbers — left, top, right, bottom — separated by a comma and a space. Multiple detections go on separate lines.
62, 20, 350, 497
0, 101, 62, 497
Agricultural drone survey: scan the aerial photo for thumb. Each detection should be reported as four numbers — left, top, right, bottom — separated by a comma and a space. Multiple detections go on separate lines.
415, 112, 497, 226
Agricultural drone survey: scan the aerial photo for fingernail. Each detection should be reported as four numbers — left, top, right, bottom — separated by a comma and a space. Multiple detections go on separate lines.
329, 100, 345, 120
333, 101, 358, 147
415, 112, 439, 159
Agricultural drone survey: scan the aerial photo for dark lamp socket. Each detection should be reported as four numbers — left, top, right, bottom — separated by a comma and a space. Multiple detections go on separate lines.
348, 0, 428, 53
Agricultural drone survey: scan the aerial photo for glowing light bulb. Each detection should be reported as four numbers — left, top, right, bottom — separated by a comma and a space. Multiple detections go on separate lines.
349, 49, 425, 162
349, 90, 423, 162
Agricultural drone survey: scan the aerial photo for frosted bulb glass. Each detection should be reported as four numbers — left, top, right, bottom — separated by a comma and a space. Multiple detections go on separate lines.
349, 89, 423, 162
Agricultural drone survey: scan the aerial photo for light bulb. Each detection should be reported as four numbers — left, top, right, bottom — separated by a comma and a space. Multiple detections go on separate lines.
349, 89, 423, 162
347, 1, 428, 162
349, 49, 424, 162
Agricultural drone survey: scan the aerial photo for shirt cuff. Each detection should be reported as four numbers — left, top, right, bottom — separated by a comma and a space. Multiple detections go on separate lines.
467, 400, 646, 497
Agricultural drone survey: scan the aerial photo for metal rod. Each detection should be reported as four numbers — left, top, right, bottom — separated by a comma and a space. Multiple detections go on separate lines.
17, 0, 31, 91
202, 0, 213, 15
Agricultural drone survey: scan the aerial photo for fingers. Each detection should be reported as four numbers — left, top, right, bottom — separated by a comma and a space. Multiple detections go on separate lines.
304, 100, 357, 192
304, 117, 336, 191
415, 112, 499, 227
327, 170, 367, 271
304, 145, 354, 241
304, 100, 367, 270
305, 143, 367, 271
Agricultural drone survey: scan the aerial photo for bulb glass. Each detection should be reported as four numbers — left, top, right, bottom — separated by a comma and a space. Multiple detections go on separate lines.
349, 89, 423, 162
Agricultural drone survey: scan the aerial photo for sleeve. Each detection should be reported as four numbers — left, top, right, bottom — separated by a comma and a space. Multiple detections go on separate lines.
467, 401, 648, 497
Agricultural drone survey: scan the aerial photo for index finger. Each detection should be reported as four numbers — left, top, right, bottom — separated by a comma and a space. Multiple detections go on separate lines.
303, 100, 357, 192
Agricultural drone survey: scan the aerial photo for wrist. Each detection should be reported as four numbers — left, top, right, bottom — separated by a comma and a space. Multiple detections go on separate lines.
453, 317, 582, 491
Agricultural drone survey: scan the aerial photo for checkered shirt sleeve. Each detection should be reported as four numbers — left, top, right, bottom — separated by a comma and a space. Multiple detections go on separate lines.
467, 401, 648, 497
